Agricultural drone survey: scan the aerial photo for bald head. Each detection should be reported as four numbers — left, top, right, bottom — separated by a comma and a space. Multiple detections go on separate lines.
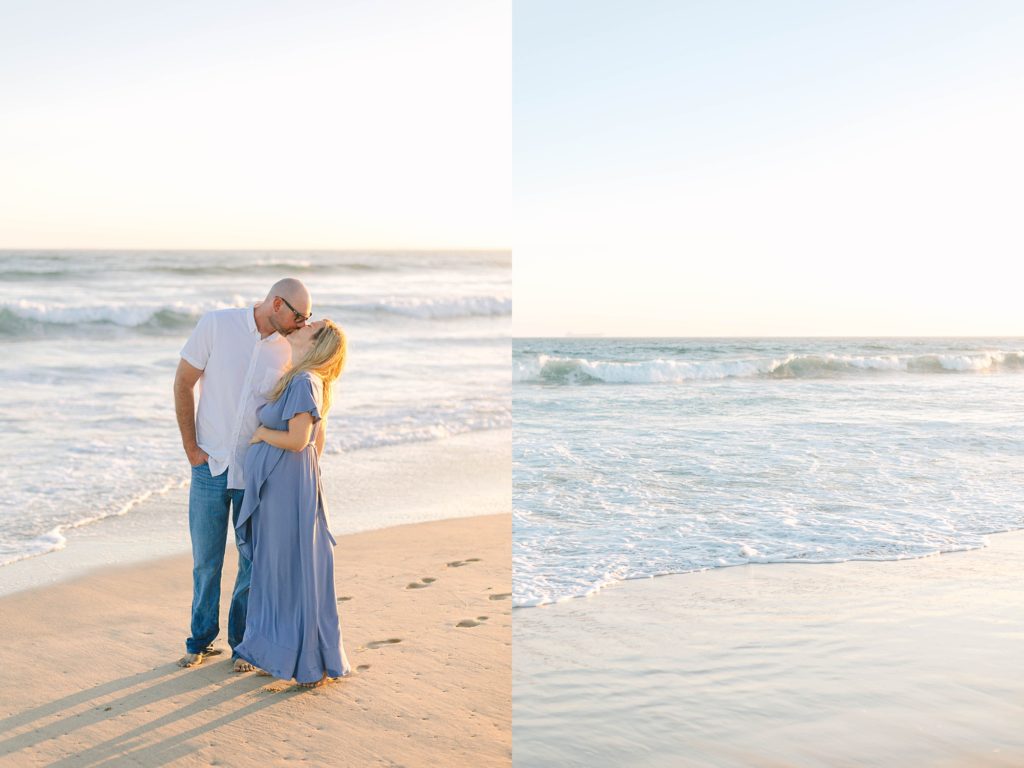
266, 278, 311, 316
255, 277, 312, 337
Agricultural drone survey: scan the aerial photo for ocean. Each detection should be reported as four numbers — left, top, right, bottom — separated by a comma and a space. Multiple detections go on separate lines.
0, 250, 510, 567
513, 337, 1024, 607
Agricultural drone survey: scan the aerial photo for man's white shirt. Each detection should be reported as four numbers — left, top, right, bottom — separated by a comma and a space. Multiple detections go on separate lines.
180, 306, 291, 489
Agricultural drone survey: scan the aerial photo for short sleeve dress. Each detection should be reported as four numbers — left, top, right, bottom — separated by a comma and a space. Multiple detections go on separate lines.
233, 371, 350, 683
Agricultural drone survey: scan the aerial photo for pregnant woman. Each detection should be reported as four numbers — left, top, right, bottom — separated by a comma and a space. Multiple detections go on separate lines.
233, 318, 351, 687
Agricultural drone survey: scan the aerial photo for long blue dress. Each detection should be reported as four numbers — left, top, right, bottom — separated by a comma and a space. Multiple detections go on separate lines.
233, 371, 350, 684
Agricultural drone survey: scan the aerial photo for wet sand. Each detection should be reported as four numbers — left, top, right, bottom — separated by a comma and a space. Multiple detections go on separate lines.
0, 429, 510, 598
514, 531, 1024, 767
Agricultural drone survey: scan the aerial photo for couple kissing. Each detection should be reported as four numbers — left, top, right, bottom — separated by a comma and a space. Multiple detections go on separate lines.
173, 278, 349, 688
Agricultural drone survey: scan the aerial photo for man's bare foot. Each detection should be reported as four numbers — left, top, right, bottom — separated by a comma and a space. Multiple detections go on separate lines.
177, 647, 222, 668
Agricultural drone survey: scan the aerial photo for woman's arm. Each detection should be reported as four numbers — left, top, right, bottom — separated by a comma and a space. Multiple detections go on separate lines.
251, 413, 315, 452
315, 418, 327, 458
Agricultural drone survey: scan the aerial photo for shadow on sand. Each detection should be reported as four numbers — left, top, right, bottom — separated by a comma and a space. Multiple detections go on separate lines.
0, 658, 300, 766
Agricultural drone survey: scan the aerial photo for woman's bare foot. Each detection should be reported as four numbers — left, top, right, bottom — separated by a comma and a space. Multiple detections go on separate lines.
296, 673, 330, 688
233, 658, 272, 675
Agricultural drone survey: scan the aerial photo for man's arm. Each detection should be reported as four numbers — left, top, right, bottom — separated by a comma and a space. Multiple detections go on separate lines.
174, 358, 209, 467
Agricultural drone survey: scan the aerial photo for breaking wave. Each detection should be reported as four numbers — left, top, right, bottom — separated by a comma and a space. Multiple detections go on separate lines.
0, 300, 240, 336
514, 351, 1024, 384
344, 296, 511, 320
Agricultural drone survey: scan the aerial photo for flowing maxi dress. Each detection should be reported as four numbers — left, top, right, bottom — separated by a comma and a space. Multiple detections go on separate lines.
233, 370, 351, 683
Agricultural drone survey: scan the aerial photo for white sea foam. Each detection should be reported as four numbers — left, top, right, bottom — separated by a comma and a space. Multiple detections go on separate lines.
326, 411, 512, 452
513, 337, 1024, 607
345, 296, 512, 319
0, 298, 243, 329
0, 479, 188, 567
0, 250, 510, 569
513, 350, 1024, 384
2, 294, 513, 330
252, 258, 313, 268
0, 527, 67, 567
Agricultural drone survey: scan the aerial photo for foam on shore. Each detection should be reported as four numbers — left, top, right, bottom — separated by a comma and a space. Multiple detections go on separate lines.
0, 428, 510, 597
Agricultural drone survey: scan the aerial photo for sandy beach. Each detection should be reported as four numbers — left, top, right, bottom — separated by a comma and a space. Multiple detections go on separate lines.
0, 430, 512, 767
514, 531, 1024, 768
0, 513, 511, 767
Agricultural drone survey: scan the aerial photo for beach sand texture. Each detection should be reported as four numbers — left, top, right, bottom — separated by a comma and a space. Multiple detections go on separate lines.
515, 530, 1024, 768
0, 513, 511, 767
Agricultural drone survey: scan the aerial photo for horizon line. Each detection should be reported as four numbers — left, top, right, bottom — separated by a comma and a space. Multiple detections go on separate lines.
513, 334, 1024, 339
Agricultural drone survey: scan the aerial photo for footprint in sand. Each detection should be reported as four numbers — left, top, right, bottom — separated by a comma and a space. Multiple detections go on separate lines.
406, 577, 437, 589
356, 664, 371, 672
365, 638, 403, 649
488, 593, 512, 601
447, 558, 482, 568
457, 616, 489, 628
337, 596, 353, 602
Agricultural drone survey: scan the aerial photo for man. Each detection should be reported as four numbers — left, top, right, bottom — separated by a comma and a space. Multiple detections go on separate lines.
174, 278, 312, 670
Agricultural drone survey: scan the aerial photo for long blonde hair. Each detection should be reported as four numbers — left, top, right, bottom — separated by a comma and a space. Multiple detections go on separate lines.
268, 319, 346, 415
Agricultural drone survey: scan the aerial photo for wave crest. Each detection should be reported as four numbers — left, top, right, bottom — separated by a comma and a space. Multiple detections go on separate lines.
345, 296, 511, 320
0, 300, 236, 336
514, 351, 1024, 384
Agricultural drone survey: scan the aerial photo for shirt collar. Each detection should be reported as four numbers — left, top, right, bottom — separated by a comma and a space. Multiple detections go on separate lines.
248, 305, 278, 342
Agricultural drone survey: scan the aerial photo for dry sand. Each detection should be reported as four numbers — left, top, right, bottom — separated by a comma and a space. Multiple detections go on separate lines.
0, 513, 511, 767
515, 530, 1024, 768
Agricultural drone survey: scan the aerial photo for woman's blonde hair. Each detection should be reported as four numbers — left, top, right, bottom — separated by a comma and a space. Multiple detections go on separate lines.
268, 319, 346, 416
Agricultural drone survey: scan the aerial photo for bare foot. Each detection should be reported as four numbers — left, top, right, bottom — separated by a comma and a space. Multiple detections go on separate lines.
297, 673, 329, 688
177, 647, 222, 668
233, 658, 274, 675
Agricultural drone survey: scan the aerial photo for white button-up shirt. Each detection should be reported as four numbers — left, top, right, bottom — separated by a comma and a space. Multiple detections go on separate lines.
180, 306, 291, 489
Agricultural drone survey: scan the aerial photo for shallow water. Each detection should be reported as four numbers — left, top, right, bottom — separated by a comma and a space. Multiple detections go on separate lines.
0, 250, 510, 565
513, 337, 1024, 606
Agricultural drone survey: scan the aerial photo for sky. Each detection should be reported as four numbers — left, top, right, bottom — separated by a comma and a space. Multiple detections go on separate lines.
0, 0, 509, 250
514, 0, 1024, 337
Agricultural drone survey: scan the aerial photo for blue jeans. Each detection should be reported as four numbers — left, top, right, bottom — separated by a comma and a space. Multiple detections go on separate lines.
186, 462, 250, 657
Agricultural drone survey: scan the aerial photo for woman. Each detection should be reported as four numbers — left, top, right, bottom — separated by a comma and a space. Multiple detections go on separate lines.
233, 318, 350, 687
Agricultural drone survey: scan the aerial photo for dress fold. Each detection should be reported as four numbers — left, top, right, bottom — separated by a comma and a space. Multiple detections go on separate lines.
233, 371, 349, 683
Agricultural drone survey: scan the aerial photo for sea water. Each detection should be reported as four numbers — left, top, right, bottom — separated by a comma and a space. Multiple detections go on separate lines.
0, 250, 510, 566
513, 337, 1024, 606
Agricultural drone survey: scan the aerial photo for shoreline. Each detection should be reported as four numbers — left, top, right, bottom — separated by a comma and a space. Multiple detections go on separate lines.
512, 526, 1024, 609
0, 428, 510, 597
514, 529, 1024, 767
0, 513, 512, 767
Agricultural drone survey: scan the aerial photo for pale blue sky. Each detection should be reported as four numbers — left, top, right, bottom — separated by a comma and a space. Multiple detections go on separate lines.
514, 1, 1024, 336
1, 0, 509, 249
